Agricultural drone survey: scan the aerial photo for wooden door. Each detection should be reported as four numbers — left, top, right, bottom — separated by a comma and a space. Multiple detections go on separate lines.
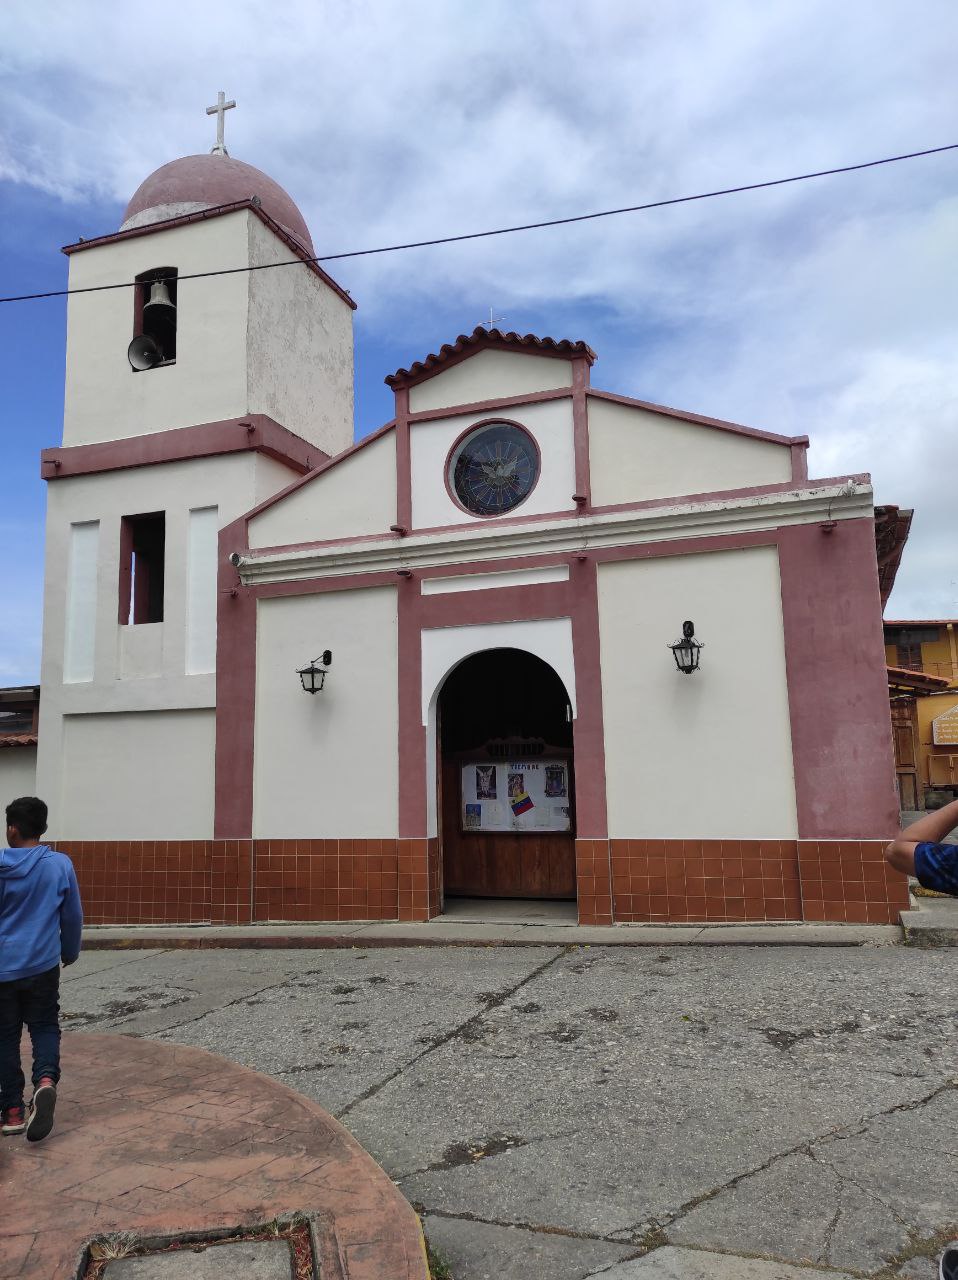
441, 759, 577, 899
891, 699, 919, 811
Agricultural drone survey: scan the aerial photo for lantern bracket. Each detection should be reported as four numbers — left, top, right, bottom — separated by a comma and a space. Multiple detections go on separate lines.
668, 621, 704, 675
297, 650, 333, 694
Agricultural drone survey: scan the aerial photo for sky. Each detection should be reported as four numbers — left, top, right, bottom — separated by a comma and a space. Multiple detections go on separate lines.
1, 0, 956, 684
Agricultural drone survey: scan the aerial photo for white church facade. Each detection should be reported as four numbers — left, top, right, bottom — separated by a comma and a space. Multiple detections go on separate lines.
21, 140, 910, 928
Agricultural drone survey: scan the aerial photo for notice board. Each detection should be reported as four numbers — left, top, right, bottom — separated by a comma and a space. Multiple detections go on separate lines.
460, 760, 572, 833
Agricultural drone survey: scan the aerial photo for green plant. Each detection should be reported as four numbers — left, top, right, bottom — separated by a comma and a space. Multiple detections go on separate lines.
426, 1237, 453, 1280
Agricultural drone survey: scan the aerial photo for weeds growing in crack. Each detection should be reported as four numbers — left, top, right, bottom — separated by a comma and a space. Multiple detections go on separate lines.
634, 1225, 669, 1253
425, 1237, 454, 1279
89, 1233, 138, 1261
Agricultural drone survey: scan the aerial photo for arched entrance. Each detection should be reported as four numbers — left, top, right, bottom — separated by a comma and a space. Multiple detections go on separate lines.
438, 648, 577, 901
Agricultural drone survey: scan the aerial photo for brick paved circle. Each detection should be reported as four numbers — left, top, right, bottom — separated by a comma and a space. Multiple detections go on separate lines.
0, 1032, 428, 1280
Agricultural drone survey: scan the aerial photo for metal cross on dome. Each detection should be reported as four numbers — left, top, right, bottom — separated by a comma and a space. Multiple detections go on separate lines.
206, 91, 236, 157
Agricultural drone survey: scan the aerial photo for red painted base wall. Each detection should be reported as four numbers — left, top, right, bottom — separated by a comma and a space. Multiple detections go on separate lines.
60, 836, 908, 928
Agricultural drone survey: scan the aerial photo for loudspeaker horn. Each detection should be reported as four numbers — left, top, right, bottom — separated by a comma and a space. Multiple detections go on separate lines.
127, 334, 162, 371
143, 279, 175, 311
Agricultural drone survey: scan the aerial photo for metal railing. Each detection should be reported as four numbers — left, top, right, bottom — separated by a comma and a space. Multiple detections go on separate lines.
893, 660, 958, 680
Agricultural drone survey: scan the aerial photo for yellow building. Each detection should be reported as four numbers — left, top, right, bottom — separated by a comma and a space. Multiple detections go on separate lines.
885, 620, 958, 809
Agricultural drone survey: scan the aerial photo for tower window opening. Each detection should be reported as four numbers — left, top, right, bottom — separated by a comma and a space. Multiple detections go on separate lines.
119, 512, 166, 624
131, 268, 177, 369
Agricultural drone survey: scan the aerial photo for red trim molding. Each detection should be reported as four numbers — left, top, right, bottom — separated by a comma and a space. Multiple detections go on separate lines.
213, 517, 258, 839
778, 519, 899, 838
397, 579, 426, 838
417, 576, 573, 630
572, 357, 592, 509
790, 442, 809, 482
569, 557, 607, 838
42, 415, 325, 481
117, 517, 133, 624
394, 389, 412, 533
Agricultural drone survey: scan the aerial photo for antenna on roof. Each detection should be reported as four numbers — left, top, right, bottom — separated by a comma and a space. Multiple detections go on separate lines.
479, 305, 505, 331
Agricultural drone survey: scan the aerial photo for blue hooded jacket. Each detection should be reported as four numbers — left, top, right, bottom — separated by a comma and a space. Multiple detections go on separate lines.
0, 845, 83, 982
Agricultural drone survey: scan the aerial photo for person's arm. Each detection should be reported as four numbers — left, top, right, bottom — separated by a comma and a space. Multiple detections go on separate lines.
885, 798, 958, 875
59, 860, 83, 965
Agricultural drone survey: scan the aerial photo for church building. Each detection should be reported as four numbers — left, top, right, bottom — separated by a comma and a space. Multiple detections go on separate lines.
20, 125, 911, 928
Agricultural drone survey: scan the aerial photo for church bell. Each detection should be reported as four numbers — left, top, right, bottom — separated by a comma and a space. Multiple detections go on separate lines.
144, 279, 176, 311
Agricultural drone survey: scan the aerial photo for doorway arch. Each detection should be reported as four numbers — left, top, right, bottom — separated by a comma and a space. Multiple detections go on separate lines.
436, 648, 577, 902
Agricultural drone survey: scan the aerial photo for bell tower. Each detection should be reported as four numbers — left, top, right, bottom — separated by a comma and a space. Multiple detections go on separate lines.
37, 103, 357, 839
60, 123, 355, 454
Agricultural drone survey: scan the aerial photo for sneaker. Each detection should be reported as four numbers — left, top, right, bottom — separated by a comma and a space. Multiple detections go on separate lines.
941, 1241, 958, 1280
25, 1078, 56, 1143
1, 1106, 26, 1135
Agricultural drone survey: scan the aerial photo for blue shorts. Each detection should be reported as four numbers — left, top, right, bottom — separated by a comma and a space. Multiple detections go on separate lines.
914, 842, 958, 896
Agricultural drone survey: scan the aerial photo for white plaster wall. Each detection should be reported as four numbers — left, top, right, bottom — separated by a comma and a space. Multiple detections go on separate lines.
253, 587, 399, 837
597, 547, 797, 838
588, 398, 792, 507
55, 710, 215, 839
0, 749, 37, 808
63, 522, 99, 682
36, 452, 292, 831
186, 507, 219, 674
421, 618, 576, 837
422, 565, 569, 595
253, 453, 304, 505
410, 399, 575, 530
248, 432, 396, 549
246, 215, 354, 456
409, 349, 573, 413
62, 213, 252, 445
119, 623, 164, 680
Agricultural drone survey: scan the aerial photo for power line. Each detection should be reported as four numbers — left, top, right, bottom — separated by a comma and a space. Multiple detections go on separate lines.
1, 141, 955, 305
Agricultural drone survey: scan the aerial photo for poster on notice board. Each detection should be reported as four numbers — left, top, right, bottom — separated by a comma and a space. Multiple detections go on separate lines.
460, 761, 571, 833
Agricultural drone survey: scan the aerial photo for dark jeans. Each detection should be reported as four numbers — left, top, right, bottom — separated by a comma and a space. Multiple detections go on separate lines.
0, 965, 61, 1110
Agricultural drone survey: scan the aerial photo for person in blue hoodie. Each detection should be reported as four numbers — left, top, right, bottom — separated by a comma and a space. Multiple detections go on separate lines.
0, 796, 82, 1141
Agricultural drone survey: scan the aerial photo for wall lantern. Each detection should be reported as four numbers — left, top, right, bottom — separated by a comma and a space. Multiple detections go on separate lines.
297, 650, 332, 694
669, 621, 703, 674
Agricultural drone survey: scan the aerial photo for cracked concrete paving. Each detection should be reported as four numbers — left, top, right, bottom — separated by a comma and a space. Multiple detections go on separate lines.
61, 945, 957, 1280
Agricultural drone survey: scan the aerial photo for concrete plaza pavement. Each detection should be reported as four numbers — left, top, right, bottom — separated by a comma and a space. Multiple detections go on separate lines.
44, 942, 958, 1278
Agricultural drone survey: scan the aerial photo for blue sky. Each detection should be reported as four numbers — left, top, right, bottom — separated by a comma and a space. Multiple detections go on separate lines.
2, 1, 957, 683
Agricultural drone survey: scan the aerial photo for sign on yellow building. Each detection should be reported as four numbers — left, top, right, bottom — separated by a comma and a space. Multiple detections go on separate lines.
932, 705, 958, 746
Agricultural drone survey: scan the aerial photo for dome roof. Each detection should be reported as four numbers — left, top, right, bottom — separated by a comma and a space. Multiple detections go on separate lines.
121, 154, 313, 252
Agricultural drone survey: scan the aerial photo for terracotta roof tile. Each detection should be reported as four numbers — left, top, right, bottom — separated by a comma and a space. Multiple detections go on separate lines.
886, 665, 952, 692
0, 734, 37, 748
885, 619, 958, 628
386, 327, 596, 389
874, 505, 913, 608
